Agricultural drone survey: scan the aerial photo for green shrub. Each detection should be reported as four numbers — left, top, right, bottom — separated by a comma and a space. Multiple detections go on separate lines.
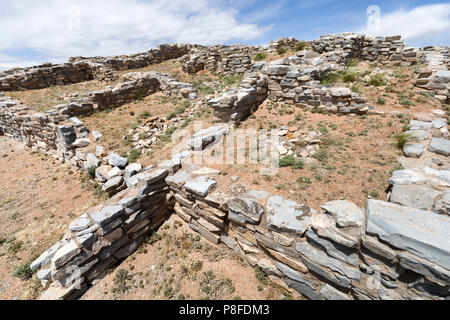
254, 53, 267, 61
311, 149, 328, 163
320, 72, 341, 85
254, 266, 269, 285
279, 155, 295, 168
86, 166, 96, 179
394, 133, 412, 149
128, 149, 141, 163
138, 111, 151, 120
347, 59, 358, 67
277, 47, 288, 55
342, 70, 360, 83
13, 263, 33, 280
377, 97, 386, 105
369, 74, 386, 86
295, 41, 307, 51
292, 160, 305, 170
351, 85, 362, 94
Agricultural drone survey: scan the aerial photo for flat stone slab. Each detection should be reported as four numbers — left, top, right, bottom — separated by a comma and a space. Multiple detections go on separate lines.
266, 196, 311, 236
52, 240, 81, 269
389, 168, 450, 188
296, 241, 360, 281
429, 138, 450, 156
183, 176, 217, 197
108, 152, 128, 168
366, 199, 450, 270
165, 170, 192, 188
69, 217, 92, 232
227, 197, 264, 224
137, 169, 169, 186
90, 205, 124, 228
72, 138, 91, 148
403, 143, 427, 158
320, 200, 364, 228
405, 130, 431, 142
102, 176, 124, 192
390, 184, 442, 211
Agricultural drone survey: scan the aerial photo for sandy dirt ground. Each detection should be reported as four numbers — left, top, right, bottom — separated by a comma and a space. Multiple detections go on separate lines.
0, 136, 99, 299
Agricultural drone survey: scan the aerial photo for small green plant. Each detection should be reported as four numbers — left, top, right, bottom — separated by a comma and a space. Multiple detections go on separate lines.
342, 70, 360, 82
13, 263, 33, 280
320, 72, 341, 85
254, 266, 269, 285
111, 269, 131, 294
86, 166, 96, 179
377, 97, 386, 105
368, 74, 386, 86
347, 59, 358, 67
138, 111, 151, 120
292, 160, 305, 170
128, 149, 141, 163
351, 85, 362, 94
277, 47, 288, 55
295, 41, 307, 51
279, 155, 295, 168
254, 53, 267, 61
311, 149, 328, 163
394, 133, 412, 149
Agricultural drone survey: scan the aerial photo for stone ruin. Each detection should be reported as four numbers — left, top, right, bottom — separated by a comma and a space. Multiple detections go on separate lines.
0, 32, 449, 300
0, 44, 191, 91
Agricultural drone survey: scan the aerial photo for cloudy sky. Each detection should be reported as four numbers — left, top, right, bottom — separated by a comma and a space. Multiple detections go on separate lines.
1, 0, 449, 70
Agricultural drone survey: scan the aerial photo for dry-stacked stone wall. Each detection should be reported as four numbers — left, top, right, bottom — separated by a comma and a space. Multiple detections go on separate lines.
269, 37, 302, 51
0, 44, 191, 91
207, 72, 268, 122
311, 33, 419, 66
29, 129, 450, 300
182, 45, 264, 75
0, 62, 94, 91
414, 47, 450, 104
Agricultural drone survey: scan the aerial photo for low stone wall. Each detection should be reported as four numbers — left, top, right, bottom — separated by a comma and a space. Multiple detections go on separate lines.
269, 37, 301, 51
414, 48, 450, 103
36, 168, 172, 299
182, 45, 263, 75
207, 72, 268, 122
207, 51, 374, 122
0, 44, 191, 91
70, 44, 191, 71
311, 33, 418, 65
0, 93, 90, 160
0, 62, 94, 91
31, 147, 450, 300
124, 71, 197, 100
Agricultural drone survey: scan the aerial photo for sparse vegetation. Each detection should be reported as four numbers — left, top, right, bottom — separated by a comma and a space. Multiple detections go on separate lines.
254, 53, 267, 61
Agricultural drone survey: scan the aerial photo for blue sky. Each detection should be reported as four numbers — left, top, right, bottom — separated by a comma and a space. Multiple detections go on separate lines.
0, 0, 449, 70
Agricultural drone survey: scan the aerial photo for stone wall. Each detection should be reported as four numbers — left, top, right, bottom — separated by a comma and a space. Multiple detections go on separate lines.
0, 93, 90, 161
70, 44, 191, 71
414, 47, 450, 103
182, 45, 264, 75
207, 72, 268, 122
0, 62, 94, 91
269, 37, 301, 51
0, 44, 191, 91
311, 33, 418, 66
30, 129, 450, 300
207, 50, 376, 122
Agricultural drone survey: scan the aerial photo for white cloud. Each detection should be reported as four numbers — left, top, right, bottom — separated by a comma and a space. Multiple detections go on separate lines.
358, 4, 450, 46
0, 0, 269, 68
0, 54, 43, 72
